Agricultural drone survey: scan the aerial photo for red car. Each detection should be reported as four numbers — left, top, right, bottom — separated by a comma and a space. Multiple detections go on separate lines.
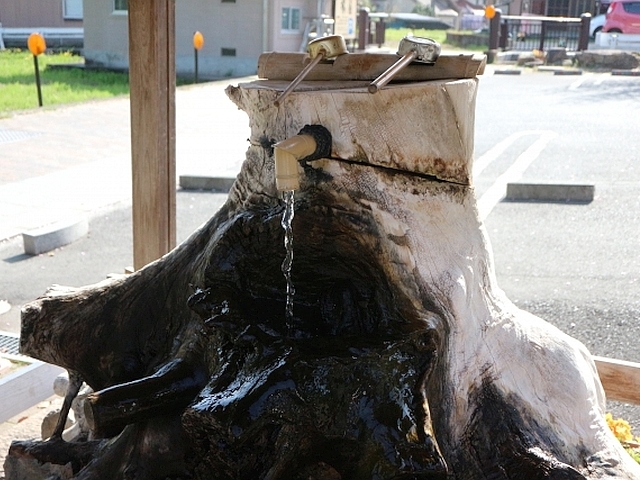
603, 0, 640, 33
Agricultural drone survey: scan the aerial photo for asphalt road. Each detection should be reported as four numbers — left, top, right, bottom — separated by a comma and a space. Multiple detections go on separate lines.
475, 69, 640, 428
1, 68, 639, 427
475, 70, 640, 362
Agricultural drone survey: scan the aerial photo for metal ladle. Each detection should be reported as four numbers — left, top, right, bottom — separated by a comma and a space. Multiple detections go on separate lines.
274, 35, 348, 106
368, 36, 441, 94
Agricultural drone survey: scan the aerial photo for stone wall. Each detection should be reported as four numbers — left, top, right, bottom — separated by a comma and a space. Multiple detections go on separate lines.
575, 50, 640, 69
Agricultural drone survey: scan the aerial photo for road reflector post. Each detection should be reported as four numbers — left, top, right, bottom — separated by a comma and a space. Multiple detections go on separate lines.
28, 32, 46, 107
487, 8, 501, 59
485, 5, 496, 19
193, 31, 204, 84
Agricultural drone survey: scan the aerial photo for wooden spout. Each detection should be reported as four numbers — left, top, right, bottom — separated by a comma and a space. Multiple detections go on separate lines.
84, 358, 207, 437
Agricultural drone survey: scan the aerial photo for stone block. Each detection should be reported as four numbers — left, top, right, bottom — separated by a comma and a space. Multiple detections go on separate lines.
179, 175, 235, 192
494, 69, 522, 75
553, 69, 583, 75
506, 182, 595, 203
575, 50, 640, 70
22, 217, 88, 255
545, 48, 568, 66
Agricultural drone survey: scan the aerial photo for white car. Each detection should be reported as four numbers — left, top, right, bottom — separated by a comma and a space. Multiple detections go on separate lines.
590, 14, 606, 37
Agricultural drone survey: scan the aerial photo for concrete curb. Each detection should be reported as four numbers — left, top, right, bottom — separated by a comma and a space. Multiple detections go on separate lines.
506, 183, 595, 203
553, 69, 583, 75
494, 69, 522, 75
537, 66, 564, 72
537, 66, 584, 75
611, 69, 640, 76
179, 175, 235, 193
22, 217, 89, 255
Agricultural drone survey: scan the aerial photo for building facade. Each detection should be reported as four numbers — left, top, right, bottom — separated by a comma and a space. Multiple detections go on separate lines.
83, 0, 355, 78
0, 0, 82, 28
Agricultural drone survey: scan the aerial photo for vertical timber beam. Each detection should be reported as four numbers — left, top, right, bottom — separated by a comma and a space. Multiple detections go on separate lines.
128, 0, 176, 270
488, 11, 501, 52
578, 13, 591, 51
357, 8, 369, 51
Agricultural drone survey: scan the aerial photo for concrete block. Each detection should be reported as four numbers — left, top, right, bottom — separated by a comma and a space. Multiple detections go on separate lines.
576, 49, 640, 69
545, 48, 568, 66
494, 69, 522, 75
612, 69, 640, 76
0, 359, 65, 424
506, 183, 595, 203
22, 217, 89, 255
494, 51, 520, 64
538, 66, 582, 75
553, 69, 582, 75
179, 175, 235, 192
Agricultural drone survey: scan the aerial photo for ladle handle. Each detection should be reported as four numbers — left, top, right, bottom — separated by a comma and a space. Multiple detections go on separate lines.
274, 52, 325, 106
368, 51, 417, 94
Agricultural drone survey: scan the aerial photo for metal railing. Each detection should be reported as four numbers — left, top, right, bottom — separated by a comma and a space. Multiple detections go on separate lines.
489, 12, 591, 52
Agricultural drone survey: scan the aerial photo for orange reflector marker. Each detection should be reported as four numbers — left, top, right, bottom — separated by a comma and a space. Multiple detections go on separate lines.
193, 31, 204, 50
28, 32, 46, 56
485, 5, 497, 18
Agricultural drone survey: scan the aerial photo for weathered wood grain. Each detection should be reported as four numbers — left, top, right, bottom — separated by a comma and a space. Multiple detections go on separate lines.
228, 78, 478, 185
129, 0, 176, 270
594, 356, 640, 405
258, 52, 486, 82
11, 71, 640, 480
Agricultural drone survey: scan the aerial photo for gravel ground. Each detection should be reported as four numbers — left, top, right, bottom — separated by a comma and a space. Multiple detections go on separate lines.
0, 396, 63, 479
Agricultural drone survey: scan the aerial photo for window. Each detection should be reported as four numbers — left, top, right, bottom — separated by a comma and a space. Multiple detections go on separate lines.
623, 2, 640, 14
63, 0, 83, 19
281, 7, 301, 32
114, 0, 128, 12
546, 0, 566, 16
221, 48, 236, 56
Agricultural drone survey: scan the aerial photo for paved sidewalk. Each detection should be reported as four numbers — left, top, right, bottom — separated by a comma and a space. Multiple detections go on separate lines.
0, 77, 255, 242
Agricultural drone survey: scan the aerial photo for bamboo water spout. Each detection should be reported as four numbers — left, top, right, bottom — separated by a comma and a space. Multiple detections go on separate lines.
273, 125, 332, 192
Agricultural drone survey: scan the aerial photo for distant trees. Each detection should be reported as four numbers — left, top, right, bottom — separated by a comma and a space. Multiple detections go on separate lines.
413, 3, 436, 16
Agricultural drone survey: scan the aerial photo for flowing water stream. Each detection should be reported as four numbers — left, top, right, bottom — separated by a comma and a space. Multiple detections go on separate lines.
281, 190, 296, 327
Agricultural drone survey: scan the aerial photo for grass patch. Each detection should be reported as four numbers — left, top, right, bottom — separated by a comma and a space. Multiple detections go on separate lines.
0, 49, 130, 115
383, 28, 487, 51
384, 28, 449, 45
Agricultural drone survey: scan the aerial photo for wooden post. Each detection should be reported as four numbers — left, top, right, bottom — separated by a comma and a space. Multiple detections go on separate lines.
539, 20, 547, 51
357, 8, 369, 51
578, 13, 591, 51
128, 0, 177, 271
488, 11, 500, 51
32, 55, 43, 107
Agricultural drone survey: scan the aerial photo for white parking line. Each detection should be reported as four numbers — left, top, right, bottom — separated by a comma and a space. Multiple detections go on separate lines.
594, 74, 607, 86
477, 131, 558, 221
569, 77, 586, 90
473, 130, 554, 178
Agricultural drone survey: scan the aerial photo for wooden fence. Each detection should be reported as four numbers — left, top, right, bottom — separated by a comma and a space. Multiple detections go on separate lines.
489, 11, 592, 52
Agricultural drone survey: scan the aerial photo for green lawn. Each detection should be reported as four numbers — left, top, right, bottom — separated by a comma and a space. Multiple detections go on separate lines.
0, 49, 130, 115
384, 28, 449, 45
383, 28, 487, 52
